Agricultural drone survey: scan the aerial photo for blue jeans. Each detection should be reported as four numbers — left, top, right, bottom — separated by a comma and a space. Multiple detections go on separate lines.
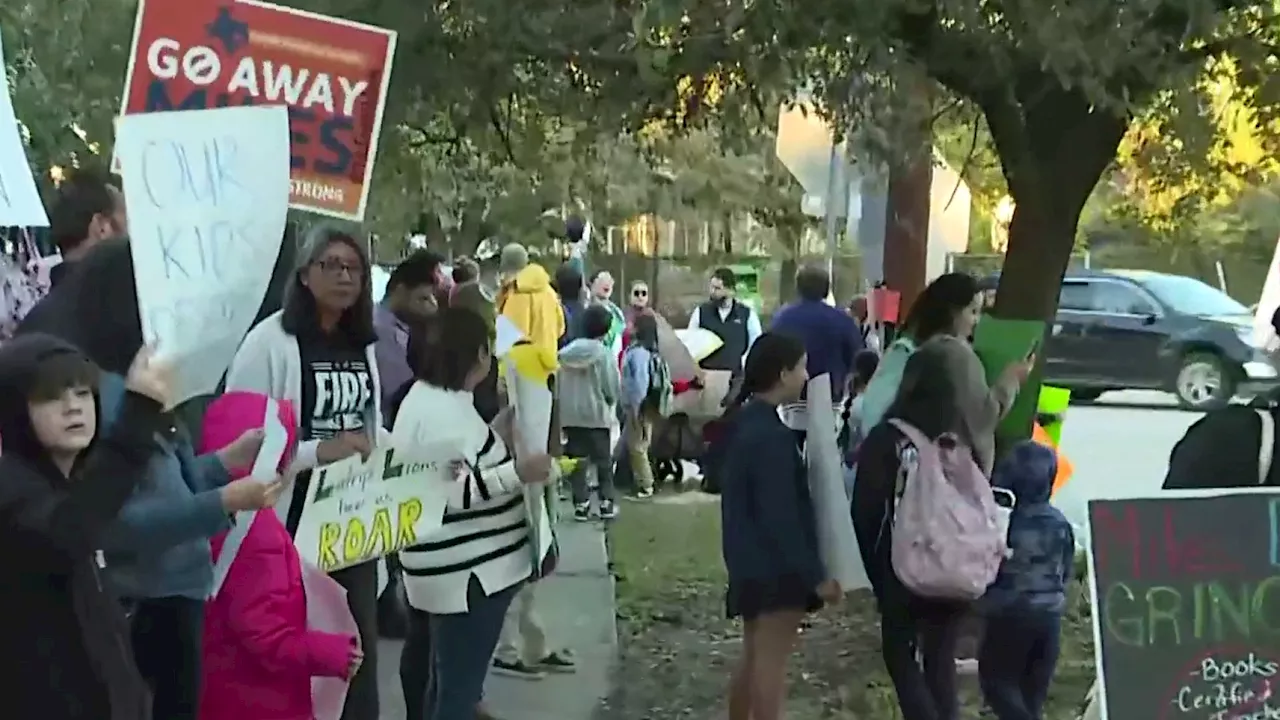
422, 575, 521, 720
979, 612, 1062, 720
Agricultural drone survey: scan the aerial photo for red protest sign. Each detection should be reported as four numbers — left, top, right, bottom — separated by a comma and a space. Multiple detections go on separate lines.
119, 0, 396, 220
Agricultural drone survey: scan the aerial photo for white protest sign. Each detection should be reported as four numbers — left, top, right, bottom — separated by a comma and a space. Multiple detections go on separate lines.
502, 348, 558, 573
207, 399, 290, 599
495, 314, 524, 358
801, 374, 870, 591
114, 105, 290, 403
0, 37, 49, 227
292, 440, 455, 572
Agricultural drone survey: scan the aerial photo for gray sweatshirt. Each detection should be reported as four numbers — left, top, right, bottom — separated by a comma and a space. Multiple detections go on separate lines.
557, 338, 620, 428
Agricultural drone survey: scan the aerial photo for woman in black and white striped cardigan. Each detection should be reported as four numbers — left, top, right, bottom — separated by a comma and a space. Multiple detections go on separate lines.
390, 307, 552, 720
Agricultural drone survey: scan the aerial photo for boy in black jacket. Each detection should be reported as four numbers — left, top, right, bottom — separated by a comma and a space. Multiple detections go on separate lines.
0, 335, 171, 720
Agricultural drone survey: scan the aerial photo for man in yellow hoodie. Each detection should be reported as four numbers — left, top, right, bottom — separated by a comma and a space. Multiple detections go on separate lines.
496, 243, 566, 352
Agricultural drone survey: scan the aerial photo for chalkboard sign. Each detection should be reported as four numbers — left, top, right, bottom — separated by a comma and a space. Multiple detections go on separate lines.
1086, 489, 1280, 720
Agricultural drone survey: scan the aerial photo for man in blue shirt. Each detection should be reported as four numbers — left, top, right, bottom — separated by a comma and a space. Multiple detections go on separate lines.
771, 265, 864, 400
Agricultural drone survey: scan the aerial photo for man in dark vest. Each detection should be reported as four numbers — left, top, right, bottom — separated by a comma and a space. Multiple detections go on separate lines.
688, 267, 762, 379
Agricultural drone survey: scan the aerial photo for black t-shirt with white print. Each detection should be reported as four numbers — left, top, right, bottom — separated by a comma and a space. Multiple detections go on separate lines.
286, 337, 373, 533
300, 342, 373, 441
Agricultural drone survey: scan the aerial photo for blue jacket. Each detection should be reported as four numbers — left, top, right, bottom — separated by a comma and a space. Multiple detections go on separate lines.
719, 400, 824, 589
560, 299, 586, 348
99, 373, 231, 600
983, 441, 1075, 617
771, 300, 863, 398
620, 345, 653, 412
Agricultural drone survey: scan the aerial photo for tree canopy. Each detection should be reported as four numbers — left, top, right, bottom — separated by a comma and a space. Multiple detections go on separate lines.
6, 0, 1280, 311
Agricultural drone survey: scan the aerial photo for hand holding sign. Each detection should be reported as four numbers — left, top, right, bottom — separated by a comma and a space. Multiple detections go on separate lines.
124, 345, 173, 407
114, 105, 290, 404
215, 428, 265, 473
317, 432, 372, 463
220, 475, 286, 512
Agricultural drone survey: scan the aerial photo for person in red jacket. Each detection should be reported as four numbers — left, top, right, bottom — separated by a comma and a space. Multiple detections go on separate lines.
198, 392, 361, 720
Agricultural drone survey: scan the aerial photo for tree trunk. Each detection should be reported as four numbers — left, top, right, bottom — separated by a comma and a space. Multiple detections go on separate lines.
989, 91, 1128, 321
884, 153, 932, 320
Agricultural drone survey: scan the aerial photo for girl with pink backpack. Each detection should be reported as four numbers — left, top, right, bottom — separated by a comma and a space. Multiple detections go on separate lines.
852, 336, 1029, 720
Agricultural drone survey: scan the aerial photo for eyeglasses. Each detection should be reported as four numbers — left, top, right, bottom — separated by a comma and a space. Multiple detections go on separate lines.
315, 258, 361, 278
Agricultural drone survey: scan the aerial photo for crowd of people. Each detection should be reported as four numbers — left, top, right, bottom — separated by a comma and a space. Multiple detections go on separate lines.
2, 162, 1098, 720
714, 270, 1080, 720
4, 165, 790, 720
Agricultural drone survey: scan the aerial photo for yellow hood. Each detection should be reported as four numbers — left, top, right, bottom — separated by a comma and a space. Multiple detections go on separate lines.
498, 263, 565, 352
512, 264, 552, 292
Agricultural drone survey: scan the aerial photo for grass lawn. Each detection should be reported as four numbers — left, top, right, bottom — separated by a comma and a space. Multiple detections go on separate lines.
598, 496, 1096, 719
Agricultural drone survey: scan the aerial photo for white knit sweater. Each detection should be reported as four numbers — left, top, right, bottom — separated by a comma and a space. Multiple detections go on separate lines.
391, 383, 531, 614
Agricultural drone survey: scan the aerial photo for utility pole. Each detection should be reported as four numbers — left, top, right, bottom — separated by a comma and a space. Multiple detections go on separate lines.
820, 143, 844, 303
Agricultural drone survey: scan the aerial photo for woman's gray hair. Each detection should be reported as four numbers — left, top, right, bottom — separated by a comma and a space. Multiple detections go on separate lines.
279, 222, 377, 344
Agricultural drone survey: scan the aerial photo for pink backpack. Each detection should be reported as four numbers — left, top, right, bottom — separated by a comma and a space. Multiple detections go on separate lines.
887, 419, 1007, 600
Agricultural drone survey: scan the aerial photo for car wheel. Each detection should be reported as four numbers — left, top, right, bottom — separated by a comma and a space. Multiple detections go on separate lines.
1174, 353, 1235, 410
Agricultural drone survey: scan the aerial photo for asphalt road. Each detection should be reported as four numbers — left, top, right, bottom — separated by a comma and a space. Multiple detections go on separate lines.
1052, 390, 1204, 543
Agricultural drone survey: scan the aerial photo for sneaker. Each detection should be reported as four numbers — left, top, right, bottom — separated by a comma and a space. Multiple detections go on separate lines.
573, 503, 591, 522
635, 487, 654, 499
599, 501, 619, 520
537, 651, 577, 673
491, 658, 545, 680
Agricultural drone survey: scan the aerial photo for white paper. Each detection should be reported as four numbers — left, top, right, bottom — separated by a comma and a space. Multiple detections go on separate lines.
804, 375, 869, 591
115, 106, 290, 403
505, 363, 556, 572
0, 38, 49, 227
207, 399, 288, 599
1253, 234, 1280, 349
674, 327, 724, 363
291, 439, 455, 572
301, 559, 359, 720
495, 315, 525, 358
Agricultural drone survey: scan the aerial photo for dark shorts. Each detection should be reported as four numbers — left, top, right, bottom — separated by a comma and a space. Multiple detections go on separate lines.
726, 576, 822, 621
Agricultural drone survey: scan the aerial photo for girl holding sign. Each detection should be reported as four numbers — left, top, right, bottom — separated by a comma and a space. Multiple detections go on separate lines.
390, 307, 555, 720
226, 225, 386, 720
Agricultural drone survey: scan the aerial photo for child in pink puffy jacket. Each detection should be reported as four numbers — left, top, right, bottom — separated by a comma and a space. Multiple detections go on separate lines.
198, 392, 361, 720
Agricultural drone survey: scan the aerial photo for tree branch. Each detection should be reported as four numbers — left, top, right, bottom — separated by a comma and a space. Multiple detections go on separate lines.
403, 123, 462, 149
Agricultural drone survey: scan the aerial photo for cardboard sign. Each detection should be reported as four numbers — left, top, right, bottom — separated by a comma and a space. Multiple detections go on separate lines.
115, 105, 290, 403
0, 36, 49, 227
118, 0, 396, 220
1085, 489, 1280, 720
292, 441, 455, 572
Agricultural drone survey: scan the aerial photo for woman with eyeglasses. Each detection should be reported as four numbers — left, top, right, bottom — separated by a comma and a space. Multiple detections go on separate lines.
225, 224, 386, 720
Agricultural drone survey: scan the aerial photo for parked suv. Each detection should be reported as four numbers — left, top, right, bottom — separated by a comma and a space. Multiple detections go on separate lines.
1029, 269, 1279, 410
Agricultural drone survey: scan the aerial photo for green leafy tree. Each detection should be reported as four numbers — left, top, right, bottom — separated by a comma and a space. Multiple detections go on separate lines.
424, 0, 1277, 321
2, 0, 134, 181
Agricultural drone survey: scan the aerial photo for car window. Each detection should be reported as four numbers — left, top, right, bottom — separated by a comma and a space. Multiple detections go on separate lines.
1058, 282, 1094, 311
1138, 274, 1249, 316
1092, 282, 1156, 314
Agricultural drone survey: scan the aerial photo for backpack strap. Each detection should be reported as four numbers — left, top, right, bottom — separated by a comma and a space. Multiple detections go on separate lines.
887, 418, 927, 449
1258, 409, 1275, 485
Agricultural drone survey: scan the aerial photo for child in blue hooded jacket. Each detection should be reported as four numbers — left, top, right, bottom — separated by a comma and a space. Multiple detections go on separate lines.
979, 440, 1075, 720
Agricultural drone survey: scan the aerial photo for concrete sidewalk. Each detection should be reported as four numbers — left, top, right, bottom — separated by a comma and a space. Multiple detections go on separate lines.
377, 519, 617, 719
